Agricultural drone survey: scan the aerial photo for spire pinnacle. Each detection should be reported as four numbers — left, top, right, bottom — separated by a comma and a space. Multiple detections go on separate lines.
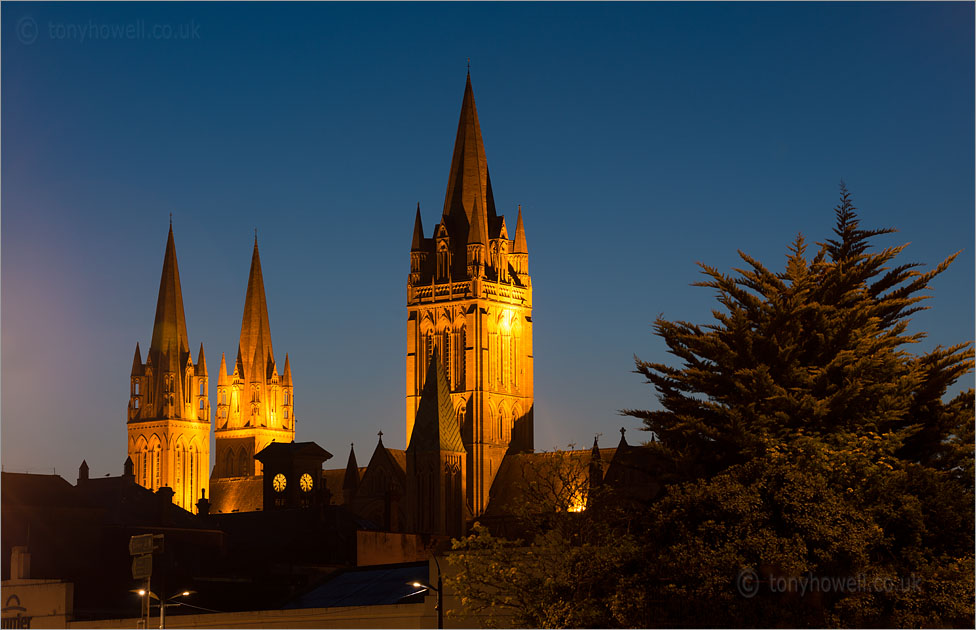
513, 204, 528, 253
282, 353, 292, 386
218, 352, 228, 386
196, 342, 207, 376
411, 203, 424, 250
131, 343, 143, 376
343, 444, 360, 491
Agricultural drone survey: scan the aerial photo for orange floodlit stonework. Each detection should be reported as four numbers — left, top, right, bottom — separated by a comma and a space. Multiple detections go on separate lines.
406, 72, 534, 518
126, 225, 211, 511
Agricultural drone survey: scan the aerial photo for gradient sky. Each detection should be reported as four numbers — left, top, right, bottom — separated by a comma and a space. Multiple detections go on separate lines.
2, 2, 973, 479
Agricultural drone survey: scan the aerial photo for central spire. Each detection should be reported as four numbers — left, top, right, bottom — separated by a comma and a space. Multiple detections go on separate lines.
150, 224, 189, 357
239, 236, 274, 380
442, 73, 496, 243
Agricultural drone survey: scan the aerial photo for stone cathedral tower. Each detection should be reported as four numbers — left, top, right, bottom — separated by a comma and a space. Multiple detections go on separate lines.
406, 73, 534, 516
212, 237, 295, 479
127, 224, 211, 512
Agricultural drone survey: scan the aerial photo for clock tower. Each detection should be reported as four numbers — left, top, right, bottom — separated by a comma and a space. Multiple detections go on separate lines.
255, 442, 332, 510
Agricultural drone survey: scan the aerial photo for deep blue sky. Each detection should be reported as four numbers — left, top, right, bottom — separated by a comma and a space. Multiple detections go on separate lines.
3, 2, 973, 478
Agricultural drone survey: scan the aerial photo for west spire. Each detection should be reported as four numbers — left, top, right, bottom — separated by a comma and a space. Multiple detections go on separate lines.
239, 236, 274, 381
443, 73, 496, 242
150, 224, 189, 357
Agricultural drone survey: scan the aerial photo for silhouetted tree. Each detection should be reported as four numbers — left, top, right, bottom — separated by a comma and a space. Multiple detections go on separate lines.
619, 185, 974, 626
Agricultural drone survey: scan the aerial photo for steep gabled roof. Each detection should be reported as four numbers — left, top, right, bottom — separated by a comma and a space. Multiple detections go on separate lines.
407, 349, 465, 454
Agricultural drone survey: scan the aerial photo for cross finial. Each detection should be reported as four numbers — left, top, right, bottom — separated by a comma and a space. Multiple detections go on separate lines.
620, 427, 626, 437
377, 430, 384, 443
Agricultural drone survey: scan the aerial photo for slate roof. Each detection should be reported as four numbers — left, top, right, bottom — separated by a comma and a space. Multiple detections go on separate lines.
284, 561, 429, 609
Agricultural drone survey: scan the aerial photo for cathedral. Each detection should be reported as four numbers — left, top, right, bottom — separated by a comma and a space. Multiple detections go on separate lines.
126, 72, 537, 533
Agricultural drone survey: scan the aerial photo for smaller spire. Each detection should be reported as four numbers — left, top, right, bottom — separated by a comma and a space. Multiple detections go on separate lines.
217, 352, 228, 387
196, 343, 208, 376
411, 203, 425, 251
343, 444, 360, 492
131, 343, 143, 376
513, 205, 528, 253
591, 434, 601, 460
282, 353, 292, 386
78, 460, 89, 483
618, 426, 629, 448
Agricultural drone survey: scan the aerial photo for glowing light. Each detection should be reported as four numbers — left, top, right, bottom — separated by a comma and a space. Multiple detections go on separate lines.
567, 493, 587, 513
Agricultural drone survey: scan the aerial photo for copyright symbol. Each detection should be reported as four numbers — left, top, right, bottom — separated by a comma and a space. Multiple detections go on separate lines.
736, 567, 760, 598
17, 16, 38, 45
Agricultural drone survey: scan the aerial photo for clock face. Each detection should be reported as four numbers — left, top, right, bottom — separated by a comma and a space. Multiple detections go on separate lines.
300, 473, 314, 492
272, 473, 287, 493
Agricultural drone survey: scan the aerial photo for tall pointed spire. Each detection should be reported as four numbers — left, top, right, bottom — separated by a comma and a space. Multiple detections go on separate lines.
411, 203, 425, 250
239, 236, 274, 381
150, 224, 189, 357
513, 204, 528, 254
443, 73, 495, 241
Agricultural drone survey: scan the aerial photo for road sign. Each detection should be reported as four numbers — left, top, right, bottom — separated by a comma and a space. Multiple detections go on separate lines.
131, 554, 152, 580
129, 534, 154, 556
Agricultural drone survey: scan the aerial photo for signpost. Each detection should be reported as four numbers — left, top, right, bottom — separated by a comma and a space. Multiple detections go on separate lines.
129, 534, 163, 629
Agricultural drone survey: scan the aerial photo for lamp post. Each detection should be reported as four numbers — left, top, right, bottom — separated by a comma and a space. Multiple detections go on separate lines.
410, 579, 443, 629
134, 589, 193, 629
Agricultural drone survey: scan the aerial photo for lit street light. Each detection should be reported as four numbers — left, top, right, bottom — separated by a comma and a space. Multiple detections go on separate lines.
132, 589, 194, 628
408, 579, 443, 629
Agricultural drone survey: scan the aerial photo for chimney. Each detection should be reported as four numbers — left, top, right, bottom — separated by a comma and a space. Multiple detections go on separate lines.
196, 488, 210, 517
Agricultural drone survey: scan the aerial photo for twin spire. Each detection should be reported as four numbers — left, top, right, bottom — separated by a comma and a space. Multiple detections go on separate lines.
237, 236, 275, 381
150, 224, 190, 359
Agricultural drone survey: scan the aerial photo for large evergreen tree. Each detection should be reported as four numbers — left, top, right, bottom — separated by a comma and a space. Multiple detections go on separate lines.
621, 186, 974, 626
625, 185, 972, 482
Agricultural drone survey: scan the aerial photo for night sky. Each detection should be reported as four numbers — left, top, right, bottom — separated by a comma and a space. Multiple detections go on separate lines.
2, 2, 973, 479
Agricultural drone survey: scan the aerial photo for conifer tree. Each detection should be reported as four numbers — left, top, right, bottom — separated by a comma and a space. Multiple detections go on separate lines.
624, 184, 973, 481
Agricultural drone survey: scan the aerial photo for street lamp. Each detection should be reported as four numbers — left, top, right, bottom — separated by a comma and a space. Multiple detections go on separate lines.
409, 579, 443, 629
133, 589, 194, 629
